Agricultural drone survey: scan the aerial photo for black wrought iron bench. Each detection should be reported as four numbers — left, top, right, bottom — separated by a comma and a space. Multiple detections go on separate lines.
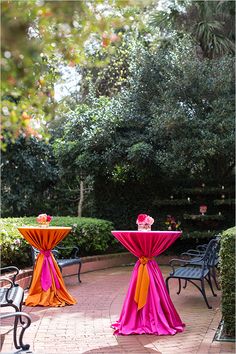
165, 238, 219, 309
180, 235, 221, 290
0, 266, 31, 350
31, 245, 82, 283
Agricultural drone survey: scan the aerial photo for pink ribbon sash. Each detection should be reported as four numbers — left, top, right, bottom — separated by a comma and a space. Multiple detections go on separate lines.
40, 250, 60, 291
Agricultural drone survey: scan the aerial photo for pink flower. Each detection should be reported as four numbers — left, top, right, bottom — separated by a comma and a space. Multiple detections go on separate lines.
36, 213, 52, 224
136, 214, 154, 225
136, 214, 148, 225
36, 214, 47, 223
145, 216, 154, 225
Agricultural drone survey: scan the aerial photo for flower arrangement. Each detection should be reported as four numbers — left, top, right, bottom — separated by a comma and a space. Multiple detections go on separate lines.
136, 214, 154, 231
165, 215, 181, 231
36, 213, 52, 227
199, 205, 207, 215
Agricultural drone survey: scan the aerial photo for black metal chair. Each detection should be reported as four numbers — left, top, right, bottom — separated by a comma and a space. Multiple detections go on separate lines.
166, 238, 219, 309
181, 236, 221, 290
31, 245, 82, 283
0, 312, 31, 351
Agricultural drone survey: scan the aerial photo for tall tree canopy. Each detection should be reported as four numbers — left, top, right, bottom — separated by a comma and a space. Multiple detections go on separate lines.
55, 35, 235, 192
148, 0, 235, 58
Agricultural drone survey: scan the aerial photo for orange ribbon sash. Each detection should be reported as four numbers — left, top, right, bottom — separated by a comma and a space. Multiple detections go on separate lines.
134, 256, 153, 310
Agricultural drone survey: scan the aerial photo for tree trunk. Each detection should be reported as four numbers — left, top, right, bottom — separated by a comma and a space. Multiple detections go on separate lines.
77, 180, 84, 217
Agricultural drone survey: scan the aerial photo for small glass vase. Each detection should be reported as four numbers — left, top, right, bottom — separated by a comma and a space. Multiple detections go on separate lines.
39, 222, 50, 228
138, 224, 151, 231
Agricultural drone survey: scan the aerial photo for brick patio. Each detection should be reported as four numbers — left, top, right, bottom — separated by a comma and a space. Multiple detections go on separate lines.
1, 266, 235, 354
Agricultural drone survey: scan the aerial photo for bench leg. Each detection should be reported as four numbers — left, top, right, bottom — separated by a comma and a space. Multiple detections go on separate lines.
179, 279, 213, 309
200, 279, 212, 309
165, 277, 182, 296
165, 277, 170, 294
78, 262, 82, 283
183, 279, 187, 289
13, 315, 20, 349
206, 273, 217, 297
19, 296, 25, 325
211, 267, 220, 290
177, 278, 182, 295
13, 314, 30, 351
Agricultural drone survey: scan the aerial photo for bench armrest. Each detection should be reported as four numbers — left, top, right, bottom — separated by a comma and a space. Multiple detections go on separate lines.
0, 277, 14, 287
0, 266, 20, 285
181, 249, 201, 256
169, 258, 191, 274
0, 311, 31, 324
196, 245, 207, 251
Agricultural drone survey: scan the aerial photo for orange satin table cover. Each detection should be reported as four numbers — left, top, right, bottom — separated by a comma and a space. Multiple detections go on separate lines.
18, 226, 77, 307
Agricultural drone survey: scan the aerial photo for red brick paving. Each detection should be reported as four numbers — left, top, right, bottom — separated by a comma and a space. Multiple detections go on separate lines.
0, 266, 235, 354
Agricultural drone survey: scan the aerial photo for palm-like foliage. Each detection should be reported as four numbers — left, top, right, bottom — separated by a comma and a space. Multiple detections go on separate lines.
149, 0, 235, 58
192, 1, 235, 58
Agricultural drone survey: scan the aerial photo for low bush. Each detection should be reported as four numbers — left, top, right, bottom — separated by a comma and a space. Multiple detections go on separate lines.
0, 216, 222, 268
0, 216, 115, 268
219, 226, 235, 337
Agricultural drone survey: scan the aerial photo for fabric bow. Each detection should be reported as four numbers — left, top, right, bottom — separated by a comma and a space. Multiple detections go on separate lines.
40, 250, 60, 291
134, 256, 153, 310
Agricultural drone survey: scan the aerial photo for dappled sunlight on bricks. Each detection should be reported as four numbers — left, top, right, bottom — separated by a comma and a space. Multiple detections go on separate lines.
1, 266, 235, 354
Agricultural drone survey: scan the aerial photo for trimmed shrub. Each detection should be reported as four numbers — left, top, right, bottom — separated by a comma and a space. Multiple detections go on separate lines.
219, 226, 235, 337
0, 217, 115, 268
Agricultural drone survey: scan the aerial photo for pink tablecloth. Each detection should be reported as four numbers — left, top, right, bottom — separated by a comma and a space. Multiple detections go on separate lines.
111, 231, 185, 335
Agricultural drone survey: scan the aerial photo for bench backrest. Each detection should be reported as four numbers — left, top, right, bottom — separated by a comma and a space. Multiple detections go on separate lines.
202, 237, 220, 269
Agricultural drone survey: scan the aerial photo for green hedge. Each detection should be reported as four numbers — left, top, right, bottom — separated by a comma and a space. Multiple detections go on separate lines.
219, 226, 235, 337
1, 216, 221, 268
0, 216, 115, 268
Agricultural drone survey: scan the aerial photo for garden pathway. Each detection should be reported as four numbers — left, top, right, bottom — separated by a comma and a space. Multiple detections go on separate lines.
1, 266, 235, 354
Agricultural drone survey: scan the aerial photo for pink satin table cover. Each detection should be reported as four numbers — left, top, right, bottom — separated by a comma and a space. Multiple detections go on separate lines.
111, 231, 185, 335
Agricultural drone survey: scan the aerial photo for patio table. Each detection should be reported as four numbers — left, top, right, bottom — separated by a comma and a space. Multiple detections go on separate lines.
111, 230, 185, 335
18, 226, 76, 307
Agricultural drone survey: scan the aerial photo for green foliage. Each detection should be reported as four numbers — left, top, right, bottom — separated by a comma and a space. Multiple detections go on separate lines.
219, 226, 235, 337
0, 216, 220, 269
182, 230, 219, 240
0, 216, 115, 268
1, 0, 146, 147
54, 36, 234, 230
0, 217, 35, 268
183, 214, 224, 221
1, 136, 58, 216
148, 0, 235, 59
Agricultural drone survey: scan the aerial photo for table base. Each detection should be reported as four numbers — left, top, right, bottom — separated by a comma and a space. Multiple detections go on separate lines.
112, 261, 185, 335
25, 257, 76, 307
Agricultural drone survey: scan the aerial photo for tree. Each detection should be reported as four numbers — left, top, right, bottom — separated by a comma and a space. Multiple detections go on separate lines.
148, 0, 235, 59
120, 36, 235, 184
1, 0, 147, 148
1, 136, 58, 216
54, 35, 234, 220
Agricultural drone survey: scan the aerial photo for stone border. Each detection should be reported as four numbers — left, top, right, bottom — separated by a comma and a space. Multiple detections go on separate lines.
214, 319, 236, 343
0, 252, 174, 290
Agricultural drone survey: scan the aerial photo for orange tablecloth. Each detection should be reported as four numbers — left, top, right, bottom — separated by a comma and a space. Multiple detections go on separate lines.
18, 226, 77, 307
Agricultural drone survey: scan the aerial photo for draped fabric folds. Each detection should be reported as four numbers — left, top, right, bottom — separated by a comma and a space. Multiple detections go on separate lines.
18, 227, 77, 307
134, 256, 153, 310
111, 231, 185, 335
